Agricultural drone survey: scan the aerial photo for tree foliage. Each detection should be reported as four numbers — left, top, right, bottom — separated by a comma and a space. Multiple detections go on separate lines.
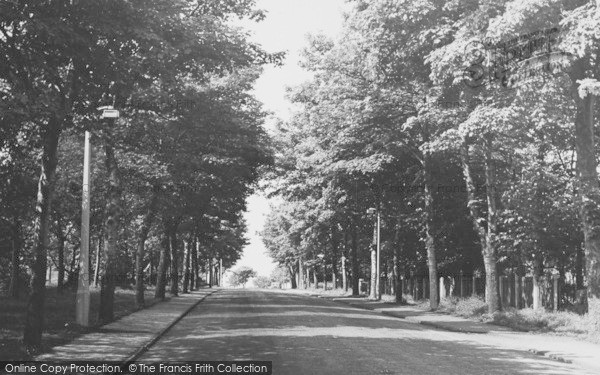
262, 0, 600, 314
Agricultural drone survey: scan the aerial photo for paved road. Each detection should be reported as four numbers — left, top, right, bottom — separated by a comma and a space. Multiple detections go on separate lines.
139, 289, 589, 374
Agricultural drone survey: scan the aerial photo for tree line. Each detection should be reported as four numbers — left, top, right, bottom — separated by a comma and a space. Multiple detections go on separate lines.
261, 0, 599, 315
0, 0, 279, 351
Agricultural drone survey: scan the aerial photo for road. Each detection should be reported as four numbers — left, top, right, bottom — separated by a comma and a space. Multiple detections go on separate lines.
139, 289, 587, 374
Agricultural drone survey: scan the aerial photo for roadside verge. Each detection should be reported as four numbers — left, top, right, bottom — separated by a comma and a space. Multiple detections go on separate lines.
35, 289, 217, 362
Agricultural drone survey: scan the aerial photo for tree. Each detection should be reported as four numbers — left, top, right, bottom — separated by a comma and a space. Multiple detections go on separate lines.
229, 266, 257, 288
0, 0, 279, 349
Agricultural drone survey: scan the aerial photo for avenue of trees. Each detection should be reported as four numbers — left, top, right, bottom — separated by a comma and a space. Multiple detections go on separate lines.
262, 0, 600, 315
0, 0, 280, 351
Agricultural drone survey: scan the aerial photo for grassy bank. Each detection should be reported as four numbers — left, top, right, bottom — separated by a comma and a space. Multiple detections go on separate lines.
414, 296, 600, 344
0, 286, 162, 360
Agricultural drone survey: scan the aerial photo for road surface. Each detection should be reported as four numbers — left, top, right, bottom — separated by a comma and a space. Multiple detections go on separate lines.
139, 289, 587, 374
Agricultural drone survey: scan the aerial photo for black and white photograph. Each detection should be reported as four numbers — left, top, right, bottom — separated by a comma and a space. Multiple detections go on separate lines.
1, 0, 600, 374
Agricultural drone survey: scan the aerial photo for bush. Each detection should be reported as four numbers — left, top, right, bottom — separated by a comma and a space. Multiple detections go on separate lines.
454, 296, 488, 317
487, 308, 584, 333
410, 294, 600, 344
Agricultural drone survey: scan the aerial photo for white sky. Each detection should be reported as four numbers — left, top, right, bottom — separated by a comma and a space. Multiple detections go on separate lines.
233, 0, 347, 278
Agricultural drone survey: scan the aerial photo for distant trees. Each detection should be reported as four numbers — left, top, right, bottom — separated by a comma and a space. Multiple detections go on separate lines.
253, 276, 271, 289
228, 266, 257, 288
0, 0, 280, 351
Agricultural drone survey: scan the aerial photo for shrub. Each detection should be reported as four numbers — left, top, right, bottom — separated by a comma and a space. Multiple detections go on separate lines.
454, 296, 488, 317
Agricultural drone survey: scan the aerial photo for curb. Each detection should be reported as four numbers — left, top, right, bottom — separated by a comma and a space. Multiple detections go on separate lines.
417, 320, 487, 334
528, 349, 572, 364
122, 289, 218, 364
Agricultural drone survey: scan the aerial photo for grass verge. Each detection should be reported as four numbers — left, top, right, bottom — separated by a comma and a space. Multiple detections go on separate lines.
412, 295, 600, 344
0, 286, 163, 360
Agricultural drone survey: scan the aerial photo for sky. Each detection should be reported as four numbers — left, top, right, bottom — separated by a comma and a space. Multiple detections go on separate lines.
232, 0, 347, 278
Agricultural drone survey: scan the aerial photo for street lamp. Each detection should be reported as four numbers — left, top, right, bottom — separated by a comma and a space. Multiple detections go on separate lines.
76, 106, 119, 327
367, 207, 381, 300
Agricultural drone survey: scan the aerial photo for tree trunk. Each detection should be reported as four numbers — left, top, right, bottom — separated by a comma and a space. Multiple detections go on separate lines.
312, 267, 317, 288
94, 236, 102, 287
393, 222, 403, 304
332, 268, 336, 290
56, 230, 65, 293
195, 242, 201, 287
9, 219, 22, 299
190, 236, 198, 290
289, 265, 297, 289
576, 244, 585, 289
219, 258, 223, 287
24, 115, 61, 348
69, 242, 78, 286
298, 257, 304, 289
532, 256, 544, 310
331, 261, 338, 290
135, 192, 158, 309
214, 265, 219, 287
573, 73, 600, 304
323, 263, 327, 290
169, 221, 180, 296
423, 154, 439, 309
483, 136, 500, 312
351, 222, 359, 296
154, 227, 170, 300
462, 138, 499, 312
330, 225, 339, 290
99, 118, 122, 324
341, 253, 347, 292
208, 259, 213, 288
532, 132, 547, 311
182, 239, 191, 293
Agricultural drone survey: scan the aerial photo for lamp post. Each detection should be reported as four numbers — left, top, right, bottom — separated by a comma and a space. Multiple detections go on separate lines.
75, 130, 91, 327
367, 207, 381, 300
76, 106, 119, 327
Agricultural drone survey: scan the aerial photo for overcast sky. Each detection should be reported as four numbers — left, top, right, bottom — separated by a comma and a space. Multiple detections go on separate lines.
232, 0, 347, 278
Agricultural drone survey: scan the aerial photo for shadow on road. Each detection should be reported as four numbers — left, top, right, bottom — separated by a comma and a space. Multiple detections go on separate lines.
139, 290, 584, 375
